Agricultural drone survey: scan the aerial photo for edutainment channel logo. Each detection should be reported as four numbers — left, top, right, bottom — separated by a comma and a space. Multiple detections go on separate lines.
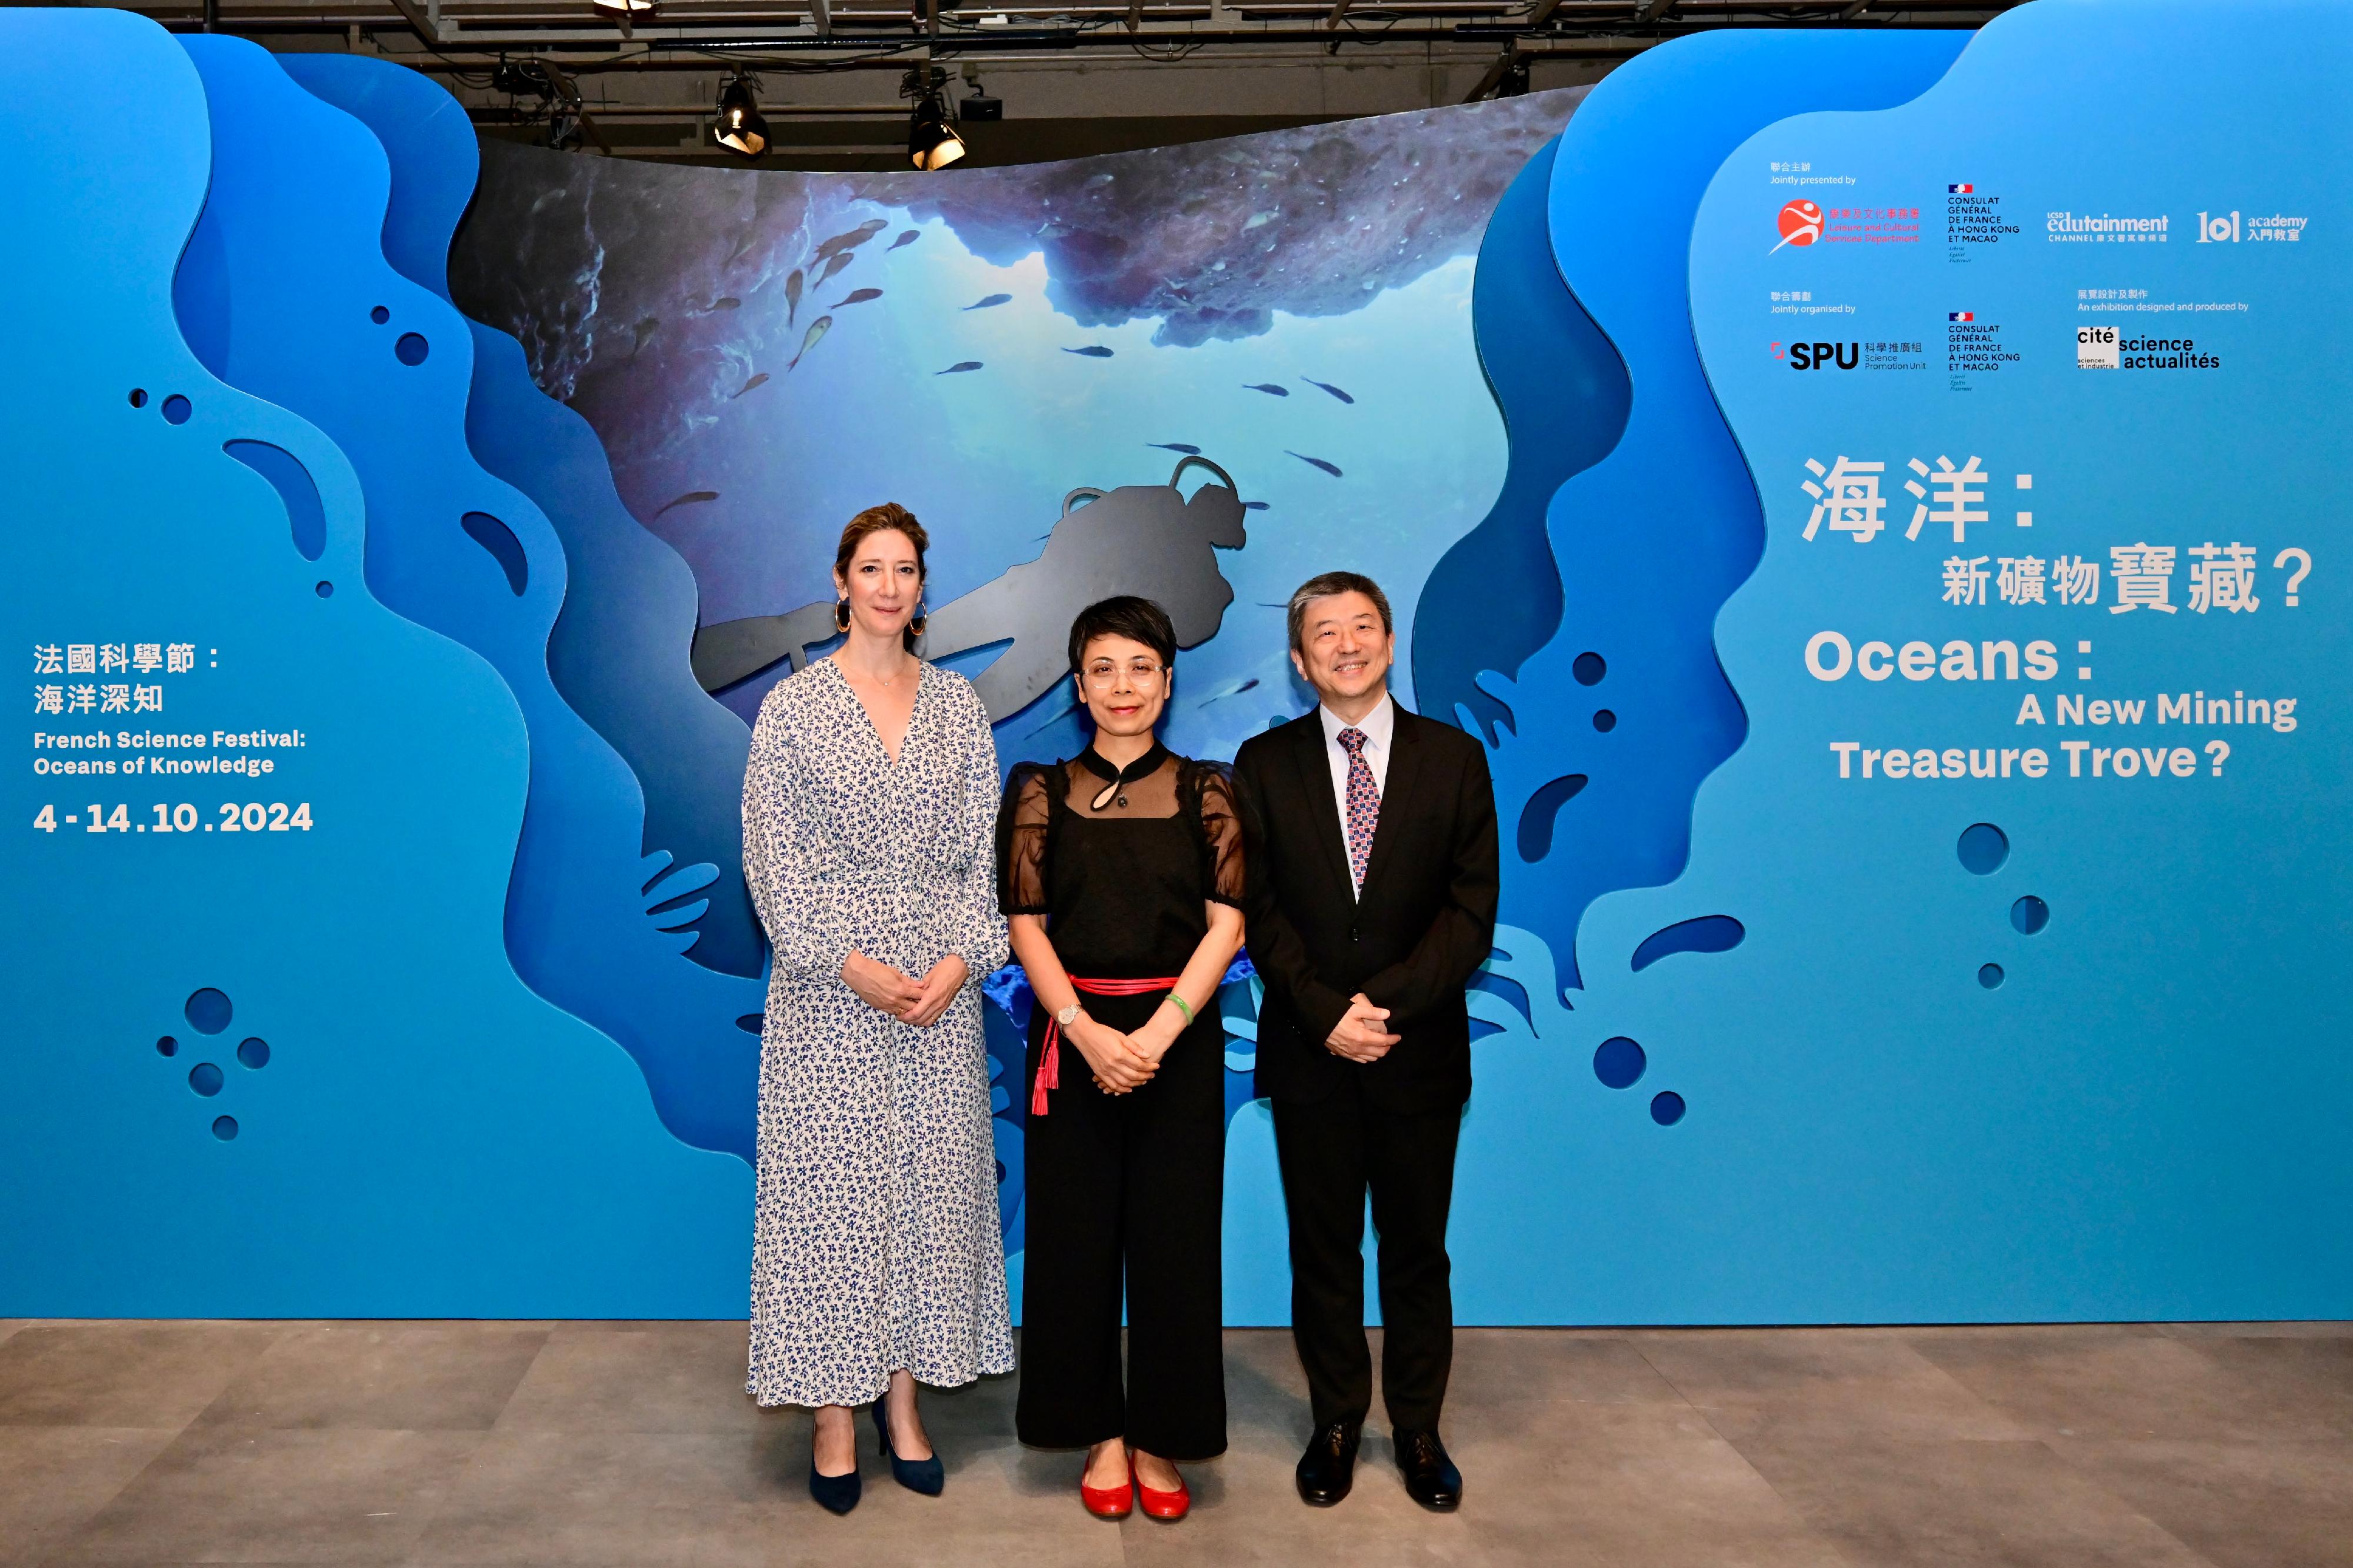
1774, 199, 1824, 252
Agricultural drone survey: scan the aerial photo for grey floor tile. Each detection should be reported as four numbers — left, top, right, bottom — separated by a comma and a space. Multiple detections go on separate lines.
1450, 1330, 1689, 1412
1913, 1326, 2347, 1442
1221, 1330, 1315, 1449
0, 1426, 179, 1567
0, 1323, 282, 1429
1457, 1401, 1848, 1568
1727, 1434, 2217, 1568
2160, 1321, 2353, 1340
1634, 1327, 2029, 1442
496, 1324, 762, 1435
412, 1427, 792, 1567
197, 1326, 549, 1433
51, 1425, 483, 1565
2171, 1336, 2353, 1433
2048, 1436, 2353, 1568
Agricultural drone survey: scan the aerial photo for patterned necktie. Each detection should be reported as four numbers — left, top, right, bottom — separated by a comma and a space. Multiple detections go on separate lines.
1337, 726, 1379, 891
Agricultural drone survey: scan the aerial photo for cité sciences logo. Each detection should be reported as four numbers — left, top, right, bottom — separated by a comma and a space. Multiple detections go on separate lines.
1771, 339, 1859, 370
1772, 199, 1824, 252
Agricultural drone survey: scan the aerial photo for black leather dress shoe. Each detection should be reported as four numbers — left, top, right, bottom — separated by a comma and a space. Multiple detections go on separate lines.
1394, 1427, 1462, 1511
1295, 1420, 1362, 1506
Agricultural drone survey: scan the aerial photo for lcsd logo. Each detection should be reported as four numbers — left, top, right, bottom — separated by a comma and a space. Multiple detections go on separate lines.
1773, 199, 1823, 252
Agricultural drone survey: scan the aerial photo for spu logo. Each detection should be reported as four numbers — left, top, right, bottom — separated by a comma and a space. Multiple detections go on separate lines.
1773, 199, 1824, 252
1783, 340, 1859, 370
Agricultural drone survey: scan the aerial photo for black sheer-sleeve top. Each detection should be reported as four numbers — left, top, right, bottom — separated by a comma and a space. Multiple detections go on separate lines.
995, 744, 1244, 980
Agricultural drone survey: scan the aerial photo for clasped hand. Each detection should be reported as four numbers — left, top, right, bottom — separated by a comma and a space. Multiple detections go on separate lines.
1071, 1010, 1174, 1096
842, 951, 969, 1028
1324, 992, 1399, 1062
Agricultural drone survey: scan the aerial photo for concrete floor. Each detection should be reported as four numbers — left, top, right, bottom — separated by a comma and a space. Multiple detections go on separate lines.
1, 1319, 2349, 1566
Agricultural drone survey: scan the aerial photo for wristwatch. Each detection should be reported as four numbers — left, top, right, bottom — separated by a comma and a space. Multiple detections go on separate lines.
1055, 1003, 1083, 1028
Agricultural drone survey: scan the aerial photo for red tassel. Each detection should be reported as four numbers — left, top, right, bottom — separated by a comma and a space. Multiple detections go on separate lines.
1029, 975, 1184, 1117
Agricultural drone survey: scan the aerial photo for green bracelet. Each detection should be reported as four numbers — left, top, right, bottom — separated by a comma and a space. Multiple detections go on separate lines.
1166, 992, 1195, 1025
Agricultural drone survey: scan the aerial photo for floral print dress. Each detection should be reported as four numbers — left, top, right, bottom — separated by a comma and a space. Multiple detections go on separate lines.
741, 658, 1014, 1407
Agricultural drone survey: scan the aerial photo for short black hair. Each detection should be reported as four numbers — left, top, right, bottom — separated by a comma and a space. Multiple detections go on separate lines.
1067, 595, 1177, 674
1286, 571, 1394, 655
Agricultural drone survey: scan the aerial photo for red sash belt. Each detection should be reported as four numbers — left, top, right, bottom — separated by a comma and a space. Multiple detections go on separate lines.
1034, 975, 1182, 1116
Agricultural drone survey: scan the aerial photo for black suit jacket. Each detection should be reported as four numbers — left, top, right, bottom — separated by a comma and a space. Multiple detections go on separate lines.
1235, 702, 1499, 1113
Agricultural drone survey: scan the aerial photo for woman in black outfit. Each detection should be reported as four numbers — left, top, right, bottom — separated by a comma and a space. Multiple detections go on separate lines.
998, 596, 1245, 1523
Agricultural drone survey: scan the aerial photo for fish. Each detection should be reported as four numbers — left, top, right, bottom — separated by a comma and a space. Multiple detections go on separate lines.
788, 316, 832, 372
936, 361, 985, 375
654, 490, 719, 518
1244, 382, 1289, 396
712, 296, 741, 310
813, 218, 889, 261
731, 373, 769, 399
815, 251, 856, 287
1148, 443, 1202, 455
1064, 345, 1115, 358
784, 269, 804, 326
628, 316, 660, 358
1242, 501, 1269, 511
830, 288, 882, 309
1302, 376, 1356, 404
1198, 675, 1261, 708
1285, 451, 1344, 478
888, 228, 921, 251
1243, 209, 1279, 230
963, 293, 1012, 311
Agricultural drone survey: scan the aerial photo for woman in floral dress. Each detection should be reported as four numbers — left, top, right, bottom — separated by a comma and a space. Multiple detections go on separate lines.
741, 503, 1012, 1514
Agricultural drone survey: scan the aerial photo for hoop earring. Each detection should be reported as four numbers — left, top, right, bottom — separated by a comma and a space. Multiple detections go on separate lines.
908, 600, 928, 638
834, 599, 851, 633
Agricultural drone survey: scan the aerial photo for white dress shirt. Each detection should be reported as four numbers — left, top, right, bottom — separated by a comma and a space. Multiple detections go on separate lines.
1318, 693, 1394, 898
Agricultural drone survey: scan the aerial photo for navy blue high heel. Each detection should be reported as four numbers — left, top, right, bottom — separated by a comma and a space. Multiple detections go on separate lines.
808, 1457, 861, 1516
874, 1399, 945, 1496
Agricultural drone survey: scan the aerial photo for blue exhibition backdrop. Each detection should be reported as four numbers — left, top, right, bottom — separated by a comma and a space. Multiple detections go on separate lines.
2, 1, 2346, 1321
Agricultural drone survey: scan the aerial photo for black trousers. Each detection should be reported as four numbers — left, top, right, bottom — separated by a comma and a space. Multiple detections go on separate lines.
1016, 995, 1228, 1459
1272, 1075, 1462, 1433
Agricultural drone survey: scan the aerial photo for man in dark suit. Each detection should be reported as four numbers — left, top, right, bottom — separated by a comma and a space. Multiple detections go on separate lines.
1234, 571, 1499, 1512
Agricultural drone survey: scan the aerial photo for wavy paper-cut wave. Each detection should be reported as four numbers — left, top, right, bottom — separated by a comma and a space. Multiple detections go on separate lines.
0, 9, 745, 1317
1409, 138, 1631, 746
284, 52, 766, 984
178, 36, 763, 1161
1462, 30, 1969, 993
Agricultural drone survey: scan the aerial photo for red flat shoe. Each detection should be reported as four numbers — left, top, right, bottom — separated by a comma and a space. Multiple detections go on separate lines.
1080, 1473, 1134, 1520
1136, 1476, 1191, 1521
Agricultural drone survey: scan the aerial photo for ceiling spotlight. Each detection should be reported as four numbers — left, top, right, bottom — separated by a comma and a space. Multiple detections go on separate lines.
715, 74, 769, 158
904, 68, 966, 171
589, 0, 659, 12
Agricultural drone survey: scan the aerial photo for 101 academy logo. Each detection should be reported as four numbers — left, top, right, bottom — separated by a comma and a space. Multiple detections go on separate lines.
2198, 209, 2309, 243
